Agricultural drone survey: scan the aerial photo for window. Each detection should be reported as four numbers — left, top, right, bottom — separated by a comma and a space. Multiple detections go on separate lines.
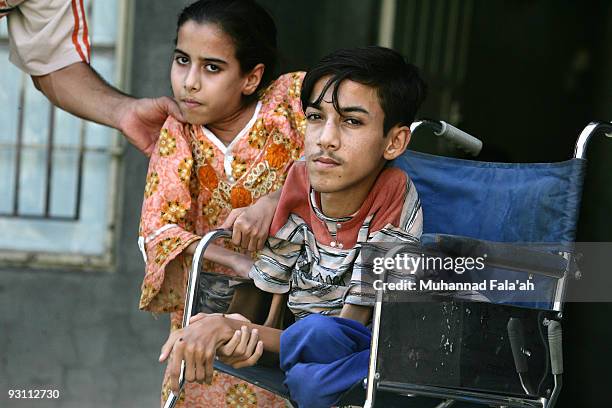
0, 0, 130, 269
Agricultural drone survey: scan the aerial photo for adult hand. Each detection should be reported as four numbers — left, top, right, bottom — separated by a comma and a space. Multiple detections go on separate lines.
220, 191, 280, 251
160, 315, 235, 393
117, 96, 185, 157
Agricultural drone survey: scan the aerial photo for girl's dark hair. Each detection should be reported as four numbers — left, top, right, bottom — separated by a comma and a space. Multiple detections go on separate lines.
177, 0, 277, 102
301, 46, 427, 135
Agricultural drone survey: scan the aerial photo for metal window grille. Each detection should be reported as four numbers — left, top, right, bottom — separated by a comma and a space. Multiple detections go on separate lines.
0, 0, 130, 269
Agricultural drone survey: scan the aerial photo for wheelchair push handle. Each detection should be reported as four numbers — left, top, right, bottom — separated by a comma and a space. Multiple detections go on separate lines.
435, 121, 483, 157
411, 120, 483, 157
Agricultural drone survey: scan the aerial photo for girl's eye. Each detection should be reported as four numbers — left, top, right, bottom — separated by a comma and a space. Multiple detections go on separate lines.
205, 64, 220, 72
306, 112, 322, 121
175, 56, 189, 65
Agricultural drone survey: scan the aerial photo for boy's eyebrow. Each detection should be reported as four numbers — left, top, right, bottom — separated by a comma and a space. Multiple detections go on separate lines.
173, 48, 228, 65
305, 103, 369, 116
339, 106, 370, 115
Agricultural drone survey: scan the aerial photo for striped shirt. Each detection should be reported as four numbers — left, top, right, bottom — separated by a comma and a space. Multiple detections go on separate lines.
250, 162, 422, 319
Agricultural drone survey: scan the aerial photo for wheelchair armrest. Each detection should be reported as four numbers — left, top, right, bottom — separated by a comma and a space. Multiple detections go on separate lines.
426, 234, 572, 279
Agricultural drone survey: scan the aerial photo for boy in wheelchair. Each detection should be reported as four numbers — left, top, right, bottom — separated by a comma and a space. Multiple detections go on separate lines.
163, 46, 426, 407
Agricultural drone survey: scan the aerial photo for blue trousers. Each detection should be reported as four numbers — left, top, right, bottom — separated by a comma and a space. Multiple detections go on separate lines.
280, 314, 371, 408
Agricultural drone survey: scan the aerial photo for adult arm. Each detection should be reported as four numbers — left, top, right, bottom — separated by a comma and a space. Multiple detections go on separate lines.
32, 62, 183, 156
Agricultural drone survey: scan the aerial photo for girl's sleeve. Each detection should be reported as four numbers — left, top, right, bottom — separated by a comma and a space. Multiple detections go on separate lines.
264, 71, 306, 166
284, 71, 307, 148
279, 71, 306, 154
138, 117, 200, 313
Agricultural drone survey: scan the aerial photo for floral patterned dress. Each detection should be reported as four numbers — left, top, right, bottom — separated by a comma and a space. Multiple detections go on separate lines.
138, 72, 305, 408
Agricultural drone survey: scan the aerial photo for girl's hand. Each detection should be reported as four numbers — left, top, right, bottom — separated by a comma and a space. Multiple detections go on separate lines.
220, 189, 281, 251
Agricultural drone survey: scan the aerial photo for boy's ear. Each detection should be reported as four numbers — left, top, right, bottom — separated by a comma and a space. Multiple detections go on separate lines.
383, 125, 411, 160
242, 63, 265, 96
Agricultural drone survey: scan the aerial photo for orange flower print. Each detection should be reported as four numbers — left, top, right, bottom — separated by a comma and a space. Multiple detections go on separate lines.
144, 172, 159, 198
265, 142, 290, 169
154, 237, 182, 265
184, 219, 195, 232
202, 199, 222, 227
158, 129, 177, 157
247, 118, 266, 149
288, 72, 303, 98
290, 142, 302, 161
288, 109, 307, 138
189, 170, 199, 199
231, 157, 248, 180
160, 200, 187, 224
177, 157, 193, 185
199, 140, 215, 161
273, 104, 289, 119
230, 186, 252, 208
188, 127, 215, 161
226, 383, 257, 408
198, 164, 219, 191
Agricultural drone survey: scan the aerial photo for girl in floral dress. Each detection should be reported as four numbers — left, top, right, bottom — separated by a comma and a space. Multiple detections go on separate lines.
137, 1, 304, 406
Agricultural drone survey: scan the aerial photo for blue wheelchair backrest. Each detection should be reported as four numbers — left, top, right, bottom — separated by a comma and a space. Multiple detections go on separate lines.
393, 150, 586, 308
394, 150, 586, 244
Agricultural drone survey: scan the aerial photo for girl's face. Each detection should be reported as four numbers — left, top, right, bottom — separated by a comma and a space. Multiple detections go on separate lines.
171, 21, 256, 126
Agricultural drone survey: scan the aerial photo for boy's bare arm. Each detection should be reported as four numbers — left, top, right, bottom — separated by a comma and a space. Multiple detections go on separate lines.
339, 303, 372, 326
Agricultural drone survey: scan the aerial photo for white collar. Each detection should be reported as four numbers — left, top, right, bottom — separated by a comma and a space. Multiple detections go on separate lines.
201, 101, 262, 154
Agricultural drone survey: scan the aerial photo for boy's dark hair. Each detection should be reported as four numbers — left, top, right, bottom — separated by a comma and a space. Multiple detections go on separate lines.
177, 0, 277, 102
301, 46, 427, 135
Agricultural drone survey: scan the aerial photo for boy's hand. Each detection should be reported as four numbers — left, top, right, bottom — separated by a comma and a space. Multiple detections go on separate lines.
217, 326, 264, 369
221, 189, 281, 251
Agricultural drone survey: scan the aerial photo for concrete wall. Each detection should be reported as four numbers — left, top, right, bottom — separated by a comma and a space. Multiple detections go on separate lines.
1, 1, 190, 407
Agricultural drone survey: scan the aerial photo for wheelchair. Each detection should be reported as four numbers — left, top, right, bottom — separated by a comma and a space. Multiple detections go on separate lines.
164, 119, 612, 408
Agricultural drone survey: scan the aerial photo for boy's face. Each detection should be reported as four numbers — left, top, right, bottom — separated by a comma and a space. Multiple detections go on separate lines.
171, 21, 252, 126
304, 77, 404, 196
